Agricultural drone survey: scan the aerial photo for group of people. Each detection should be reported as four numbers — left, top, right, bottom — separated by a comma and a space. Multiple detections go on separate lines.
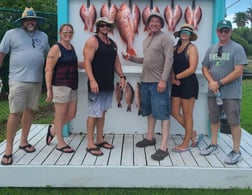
0, 7, 247, 166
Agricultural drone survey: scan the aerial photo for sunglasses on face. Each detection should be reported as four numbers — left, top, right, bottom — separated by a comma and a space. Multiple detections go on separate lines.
98, 23, 111, 28
218, 29, 231, 34
180, 30, 191, 36
217, 46, 223, 57
62, 31, 74, 35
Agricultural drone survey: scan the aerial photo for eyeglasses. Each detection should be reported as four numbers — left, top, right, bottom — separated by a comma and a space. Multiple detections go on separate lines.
218, 29, 231, 34
98, 23, 111, 28
217, 46, 223, 57
180, 30, 191, 36
32, 39, 35, 48
62, 31, 74, 35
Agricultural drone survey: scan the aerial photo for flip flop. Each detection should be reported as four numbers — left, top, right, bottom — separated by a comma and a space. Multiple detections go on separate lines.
19, 144, 36, 153
86, 147, 103, 156
46, 125, 55, 145
56, 145, 75, 153
96, 141, 114, 149
191, 134, 204, 147
1, 154, 13, 166
172, 146, 190, 153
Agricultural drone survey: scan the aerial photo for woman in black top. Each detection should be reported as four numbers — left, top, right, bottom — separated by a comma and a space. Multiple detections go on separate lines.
171, 23, 202, 152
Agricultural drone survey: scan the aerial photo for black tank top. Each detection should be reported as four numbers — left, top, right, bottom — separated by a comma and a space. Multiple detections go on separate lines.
173, 42, 197, 83
52, 43, 78, 90
88, 35, 117, 92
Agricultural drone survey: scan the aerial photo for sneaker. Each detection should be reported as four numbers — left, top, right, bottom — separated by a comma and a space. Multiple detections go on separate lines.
224, 150, 242, 165
136, 138, 156, 147
200, 144, 218, 156
151, 149, 169, 161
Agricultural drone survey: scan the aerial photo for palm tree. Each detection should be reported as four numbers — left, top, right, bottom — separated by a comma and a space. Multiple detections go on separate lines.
246, 7, 252, 30
233, 12, 248, 28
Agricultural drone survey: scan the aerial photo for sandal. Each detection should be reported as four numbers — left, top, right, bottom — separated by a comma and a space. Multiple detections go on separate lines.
56, 145, 75, 153
86, 147, 103, 156
1, 154, 13, 165
46, 125, 55, 145
19, 144, 36, 153
96, 141, 114, 149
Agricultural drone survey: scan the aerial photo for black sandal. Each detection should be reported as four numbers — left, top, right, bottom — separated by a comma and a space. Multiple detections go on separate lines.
1, 154, 13, 165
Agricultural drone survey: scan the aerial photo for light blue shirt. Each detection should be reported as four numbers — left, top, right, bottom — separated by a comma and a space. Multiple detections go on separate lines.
0, 28, 50, 82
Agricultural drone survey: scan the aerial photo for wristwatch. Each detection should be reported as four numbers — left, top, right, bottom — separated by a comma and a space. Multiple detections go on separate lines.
120, 75, 126, 80
218, 80, 223, 86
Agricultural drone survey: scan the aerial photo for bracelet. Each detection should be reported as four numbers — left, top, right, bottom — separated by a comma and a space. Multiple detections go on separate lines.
120, 75, 126, 80
218, 80, 223, 86
175, 75, 178, 80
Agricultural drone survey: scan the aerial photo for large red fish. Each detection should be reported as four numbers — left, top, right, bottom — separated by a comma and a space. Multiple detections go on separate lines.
79, 4, 97, 32
164, 5, 182, 32
100, 3, 118, 22
142, 6, 160, 32
125, 82, 134, 112
184, 5, 202, 30
115, 3, 140, 56
193, 5, 202, 30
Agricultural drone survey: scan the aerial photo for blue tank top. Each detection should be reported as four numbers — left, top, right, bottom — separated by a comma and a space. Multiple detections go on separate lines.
88, 35, 117, 92
52, 43, 78, 90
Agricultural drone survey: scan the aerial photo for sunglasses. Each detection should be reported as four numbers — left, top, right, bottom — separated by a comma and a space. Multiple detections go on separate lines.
98, 23, 111, 28
218, 29, 230, 34
62, 31, 74, 35
217, 46, 223, 57
32, 39, 35, 48
180, 30, 191, 36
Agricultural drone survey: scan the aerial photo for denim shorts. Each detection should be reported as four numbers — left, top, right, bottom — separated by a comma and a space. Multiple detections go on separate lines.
140, 82, 171, 120
208, 97, 241, 125
88, 91, 113, 118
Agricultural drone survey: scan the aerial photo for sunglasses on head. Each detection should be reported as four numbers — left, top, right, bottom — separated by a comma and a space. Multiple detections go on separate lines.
217, 46, 223, 57
98, 23, 111, 28
218, 29, 230, 34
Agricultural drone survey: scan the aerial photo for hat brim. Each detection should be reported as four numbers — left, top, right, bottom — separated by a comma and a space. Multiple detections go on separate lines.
95, 21, 115, 33
217, 25, 232, 30
174, 29, 197, 41
15, 16, 45, 25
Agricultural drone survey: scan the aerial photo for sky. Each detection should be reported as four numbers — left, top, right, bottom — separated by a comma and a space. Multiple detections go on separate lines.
225, 0, 252, 27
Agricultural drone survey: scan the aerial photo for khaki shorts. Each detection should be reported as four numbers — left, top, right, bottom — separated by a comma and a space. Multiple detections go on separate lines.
52, 86, 77, 103
8, 82, 42, 113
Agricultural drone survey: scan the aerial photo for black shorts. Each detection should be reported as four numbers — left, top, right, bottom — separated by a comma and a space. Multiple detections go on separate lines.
171, 80, 199, 99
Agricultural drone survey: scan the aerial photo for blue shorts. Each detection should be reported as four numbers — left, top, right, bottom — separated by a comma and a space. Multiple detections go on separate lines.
140, 82, 171, 120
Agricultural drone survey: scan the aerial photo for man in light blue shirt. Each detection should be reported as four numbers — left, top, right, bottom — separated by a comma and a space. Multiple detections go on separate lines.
0, 7, 50, 165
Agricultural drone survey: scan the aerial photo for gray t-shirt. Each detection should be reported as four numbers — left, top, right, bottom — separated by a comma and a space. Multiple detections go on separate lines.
0, 28, 50, 82
202, 40, 247, 99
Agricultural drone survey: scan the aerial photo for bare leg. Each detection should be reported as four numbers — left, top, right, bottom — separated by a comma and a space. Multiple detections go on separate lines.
146, 114, 156, 140
210, 122, 220, 145
160, 119, 170, 151
20, 108, 35, 151
230, 125, 241, 151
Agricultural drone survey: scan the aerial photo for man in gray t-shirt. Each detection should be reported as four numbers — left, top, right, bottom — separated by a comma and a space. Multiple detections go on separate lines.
201, 20, 247, 165
0, 7, 50, 165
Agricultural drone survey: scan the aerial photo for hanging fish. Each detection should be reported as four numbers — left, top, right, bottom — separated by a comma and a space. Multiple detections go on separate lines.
125, 82, 134, 112
184, 0, 202, 30
115, 2, 140, 56
79, 1, 97, 32
164, 0, 182, 32
115, 82, 123, 108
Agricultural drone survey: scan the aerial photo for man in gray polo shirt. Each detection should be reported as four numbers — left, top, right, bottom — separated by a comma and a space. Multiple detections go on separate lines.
201, 20, 247, 164
0, 7, 50, 165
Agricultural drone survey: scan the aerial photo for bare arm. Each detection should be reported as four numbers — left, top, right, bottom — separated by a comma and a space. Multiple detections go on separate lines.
0, 52, 6, 68
83, 36, 99, 94
44, 44, 60, 101
114, 54, 126, 89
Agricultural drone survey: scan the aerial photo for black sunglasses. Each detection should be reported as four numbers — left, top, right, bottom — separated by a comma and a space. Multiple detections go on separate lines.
32, 39, 35, 48
217, 46, 223, 57
98, 23, 111, 28
218, 29, 230, 34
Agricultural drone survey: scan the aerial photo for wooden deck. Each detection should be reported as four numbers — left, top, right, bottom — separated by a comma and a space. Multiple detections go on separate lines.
0, 124, 252, 188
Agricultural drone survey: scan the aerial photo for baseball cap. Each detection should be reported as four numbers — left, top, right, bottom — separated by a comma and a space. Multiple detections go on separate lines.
217, 20, 232, 30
